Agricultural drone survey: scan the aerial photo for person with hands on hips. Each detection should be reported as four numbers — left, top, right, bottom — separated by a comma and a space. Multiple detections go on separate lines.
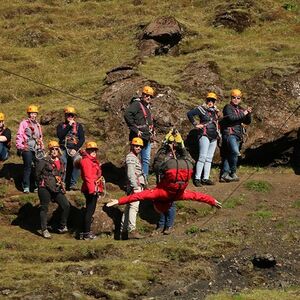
187, 92, 221, 187
56, 106, 85, 191
79, 141, 103, 240
120, 137, 146, 239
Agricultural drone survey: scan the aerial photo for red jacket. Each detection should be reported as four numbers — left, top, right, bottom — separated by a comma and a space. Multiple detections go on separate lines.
80, 151, 102, 194
118, 157, 216, 213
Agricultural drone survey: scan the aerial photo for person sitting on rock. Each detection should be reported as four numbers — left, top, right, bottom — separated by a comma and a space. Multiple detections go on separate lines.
107, 133, 222, 220
56, 106, 85, 191
151, 128, 188, 235
79, 141, 104, 240
0, 112, 12, 162
120, 137, 146, 240
219, 89, 252, 182
187, 92, 221, 187
36, 140, 70, 239
16, 105, 45, 193
124, 86, 155, 178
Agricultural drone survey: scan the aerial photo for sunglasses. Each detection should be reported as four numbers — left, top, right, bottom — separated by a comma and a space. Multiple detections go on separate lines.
66, 114, 75, 117
206, 98, 216, 103
232, 96, 241, 100
133, 145, 142, 148
143, 94, 153, 99
50, 147, 59, 151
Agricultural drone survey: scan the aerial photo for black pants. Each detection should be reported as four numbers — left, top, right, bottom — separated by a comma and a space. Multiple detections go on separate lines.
38, 187, 70, 230
84, 193, 98, 233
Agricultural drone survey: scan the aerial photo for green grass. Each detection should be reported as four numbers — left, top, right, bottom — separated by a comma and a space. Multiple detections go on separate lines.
223, 194, 246, 209
185, 225, 200, 235
244, 180, 272, 193
253, 209, 273, 219
206, 288, 300, 300
291, 199, 300, 209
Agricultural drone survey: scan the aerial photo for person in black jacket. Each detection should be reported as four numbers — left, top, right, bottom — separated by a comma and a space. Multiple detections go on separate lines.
124, 86, 155, 178
220, 89, 252, 182
187, 92, 220, 187
0, 112, 11, 162
56, 106, 85, 190
36, 140, 70, 239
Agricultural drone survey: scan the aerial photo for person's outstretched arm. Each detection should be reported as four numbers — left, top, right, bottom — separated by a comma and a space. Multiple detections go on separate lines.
179, 190, 222, 208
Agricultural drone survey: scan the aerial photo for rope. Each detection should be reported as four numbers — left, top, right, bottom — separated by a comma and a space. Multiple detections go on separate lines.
0, 67, 100, 107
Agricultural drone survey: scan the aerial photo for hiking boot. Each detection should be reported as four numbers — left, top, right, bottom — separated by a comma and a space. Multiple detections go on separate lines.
163, 227, 173, 235
230, 173, 240, 182
220, 173, 233, 183
23, 187, 30, 194
69, 185, 79, 191
83, 232, 97, 240
41, 229, 52, 239
57, 226, 68, 234
201, 179, 215, 185
193, 179, 202, 187
150, 227, 163, 236
128, 230, 144, 239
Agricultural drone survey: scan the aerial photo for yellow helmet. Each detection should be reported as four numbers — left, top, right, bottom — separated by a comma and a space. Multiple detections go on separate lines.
207, 92, 217, 101
131, 137, 144, 147
0, 112, 5, 121
48, 140, 60, 149
85, 141, 98, 150
142, 86, 154, 97
64, 106, 76, 114
27, 105, 39, 113
231, 89, 242, 97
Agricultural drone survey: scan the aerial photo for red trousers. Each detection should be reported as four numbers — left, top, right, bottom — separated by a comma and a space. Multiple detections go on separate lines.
118, 187, 216, 213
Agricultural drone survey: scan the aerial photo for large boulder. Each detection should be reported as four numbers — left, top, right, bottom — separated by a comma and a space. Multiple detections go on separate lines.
138, 16, 184, 58
213, 1, 253, 32
94, 69, 191, 164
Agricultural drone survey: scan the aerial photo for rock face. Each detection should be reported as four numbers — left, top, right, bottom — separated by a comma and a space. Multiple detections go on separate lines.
138, 16, 184, 58
242, 67, 300, 165
178, 61, 224, 99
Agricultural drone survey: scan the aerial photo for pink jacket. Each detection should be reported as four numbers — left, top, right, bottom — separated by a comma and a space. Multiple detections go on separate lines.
16, 119, 44, 151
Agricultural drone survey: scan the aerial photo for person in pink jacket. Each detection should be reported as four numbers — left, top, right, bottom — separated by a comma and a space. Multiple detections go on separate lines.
16, 105, 44, 193
79, 141, 103, 240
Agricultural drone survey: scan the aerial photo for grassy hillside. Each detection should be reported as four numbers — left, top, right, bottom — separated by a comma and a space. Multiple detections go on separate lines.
0, 0, 299, 147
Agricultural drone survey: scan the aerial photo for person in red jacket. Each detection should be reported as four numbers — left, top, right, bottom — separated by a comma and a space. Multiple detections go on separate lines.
107, 139, 222, 215
80, 141, 103, 240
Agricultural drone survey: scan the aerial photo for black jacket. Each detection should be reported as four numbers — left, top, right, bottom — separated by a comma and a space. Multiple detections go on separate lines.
0, 127, 12, 149
220, 103, 251, 138
36, 156, 65, 193
56, 122, 85, 151
124, 98, 153, 141
187, 105, 219, 140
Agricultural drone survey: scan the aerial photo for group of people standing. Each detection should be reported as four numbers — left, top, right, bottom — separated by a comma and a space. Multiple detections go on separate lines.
0, 85, 251, 240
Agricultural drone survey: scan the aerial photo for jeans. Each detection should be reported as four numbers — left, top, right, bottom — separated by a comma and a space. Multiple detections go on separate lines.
84, 193, 98, 233
61, 150, 81, 187
0, 142, 8, 161
221, 135, 241, 175
158, 202, 176, 230
141, 141, 151, 177
195, 136, 217, 180
22, 150, 36, 189
38, 187, 70, 231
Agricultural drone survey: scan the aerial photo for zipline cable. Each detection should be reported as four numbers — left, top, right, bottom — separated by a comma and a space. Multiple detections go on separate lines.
0, 67, 100, 107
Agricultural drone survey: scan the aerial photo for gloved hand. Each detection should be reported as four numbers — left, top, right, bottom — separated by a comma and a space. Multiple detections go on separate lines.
133, 186, 142, 193
215, 200, 222, 209
164, 129, 175, 143
106, 199, 119, 207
